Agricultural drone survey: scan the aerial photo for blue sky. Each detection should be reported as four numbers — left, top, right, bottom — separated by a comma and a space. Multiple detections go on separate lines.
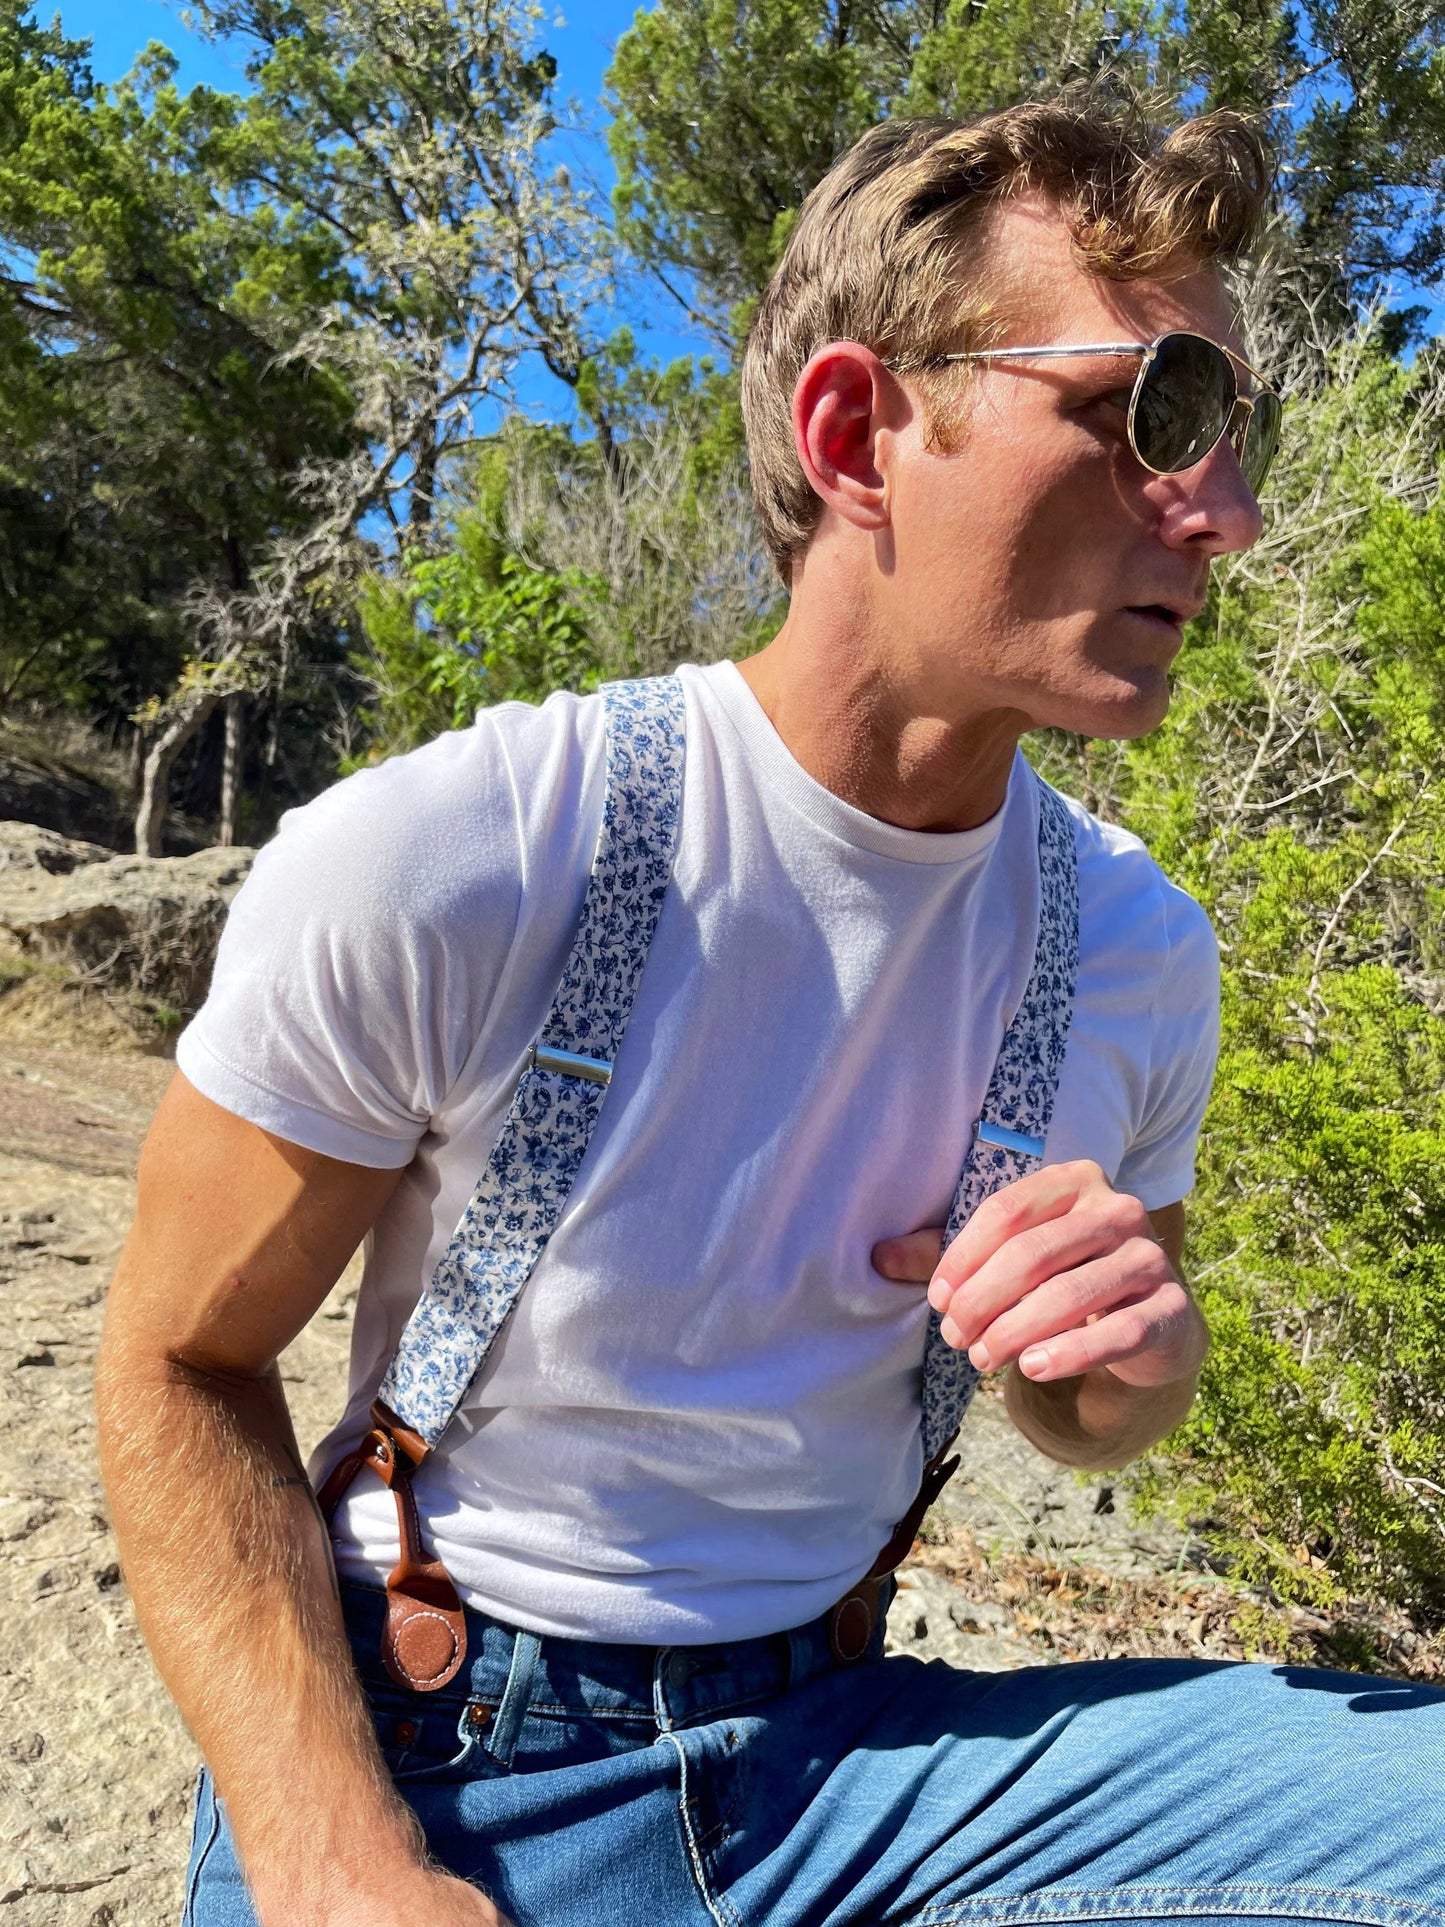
47, 0, 707, 392
50, 0, 645, 113
49, 0, 247, 92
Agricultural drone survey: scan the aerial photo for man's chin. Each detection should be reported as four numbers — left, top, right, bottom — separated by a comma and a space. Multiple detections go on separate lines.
1038, 670, 1172, 742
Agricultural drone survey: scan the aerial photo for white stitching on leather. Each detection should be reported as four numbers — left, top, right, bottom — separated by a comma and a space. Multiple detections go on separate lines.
388, 1607, 458, 1682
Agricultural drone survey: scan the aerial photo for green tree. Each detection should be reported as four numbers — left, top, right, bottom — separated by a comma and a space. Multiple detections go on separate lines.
606, 0, 911, 338
159, 0, 619, 836
0, 4, 359, 847
606, 0, 1445, 337
1, 0, 615, 849
188, 0, 612, 536
353, 341, 781, 763
354, 491, 601, 756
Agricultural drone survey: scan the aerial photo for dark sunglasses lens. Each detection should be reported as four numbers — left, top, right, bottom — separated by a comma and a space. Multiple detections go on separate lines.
1132, 333, 1235, 474
1240, 388, 1282, 493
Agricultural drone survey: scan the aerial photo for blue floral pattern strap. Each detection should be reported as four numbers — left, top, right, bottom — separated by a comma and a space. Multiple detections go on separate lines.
918, 777, 1081, 1463
377, 676, 687, 1448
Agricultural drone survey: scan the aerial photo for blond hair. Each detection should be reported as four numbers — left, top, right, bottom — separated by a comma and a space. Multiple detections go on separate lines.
741, 93, 1271, 582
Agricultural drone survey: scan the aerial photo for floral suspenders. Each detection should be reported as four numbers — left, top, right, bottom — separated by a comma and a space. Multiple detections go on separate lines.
319, 675, 1079, 1690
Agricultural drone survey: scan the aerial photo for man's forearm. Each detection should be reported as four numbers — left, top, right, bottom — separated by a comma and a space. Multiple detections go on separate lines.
1004, 1361, 1199, 1470
96, 1341, 426, 1923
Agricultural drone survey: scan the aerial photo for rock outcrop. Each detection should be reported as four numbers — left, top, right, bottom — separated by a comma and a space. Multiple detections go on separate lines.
0, 822, 114, 878
0, 824, 253, 1012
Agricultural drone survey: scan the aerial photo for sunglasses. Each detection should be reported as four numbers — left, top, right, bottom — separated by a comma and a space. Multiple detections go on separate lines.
901, 331, 1283, 495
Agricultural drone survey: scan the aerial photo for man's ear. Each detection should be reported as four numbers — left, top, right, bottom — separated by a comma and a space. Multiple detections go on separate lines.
791, 343, 903, 535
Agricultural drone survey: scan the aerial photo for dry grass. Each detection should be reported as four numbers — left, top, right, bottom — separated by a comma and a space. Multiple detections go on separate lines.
910, 1520, 1445, 1682
0, 941, 177, 1054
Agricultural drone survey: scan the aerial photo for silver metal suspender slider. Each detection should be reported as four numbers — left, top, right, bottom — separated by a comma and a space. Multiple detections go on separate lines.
530, 1042, 613, 1086
976, 1118, 1045, 1157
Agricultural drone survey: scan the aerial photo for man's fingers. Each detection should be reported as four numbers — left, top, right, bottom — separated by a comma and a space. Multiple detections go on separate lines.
934, 1208, 1156, 1353
872, 1227, 946, 1282
940, 1261, 1198, 1383
939, 1238, 1146, 1361
927, 1159, 1111, 1303
1009, 1299, 1159, 1382
1009, 1283, 1202, 1385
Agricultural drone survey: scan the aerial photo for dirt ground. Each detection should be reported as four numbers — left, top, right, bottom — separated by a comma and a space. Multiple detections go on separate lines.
0, 1045, 361, 1924
0, 1037, 1433, 1924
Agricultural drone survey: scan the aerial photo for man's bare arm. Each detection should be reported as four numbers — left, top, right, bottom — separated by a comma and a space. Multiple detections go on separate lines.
96, 1073, 504, 1927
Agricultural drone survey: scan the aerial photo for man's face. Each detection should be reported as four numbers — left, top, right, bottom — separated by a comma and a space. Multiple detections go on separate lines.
874, 200, 1265, 740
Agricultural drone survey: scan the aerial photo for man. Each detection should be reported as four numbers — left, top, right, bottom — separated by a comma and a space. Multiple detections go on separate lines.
97, 95, 1445, 1927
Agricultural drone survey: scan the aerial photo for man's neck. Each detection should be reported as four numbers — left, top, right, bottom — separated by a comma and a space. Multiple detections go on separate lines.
736, 615, 1030, 835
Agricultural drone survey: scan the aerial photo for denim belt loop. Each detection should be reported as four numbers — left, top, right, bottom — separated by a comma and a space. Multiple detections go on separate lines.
486, 1628, 543, 1768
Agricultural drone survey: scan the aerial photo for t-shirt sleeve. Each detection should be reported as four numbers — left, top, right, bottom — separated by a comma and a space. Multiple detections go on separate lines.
1112, 885, 1221, 1210
176, 719, 535, 1168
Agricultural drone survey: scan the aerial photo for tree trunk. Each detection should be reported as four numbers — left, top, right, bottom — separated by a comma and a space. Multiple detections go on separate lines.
408, 426, 439, 533
219, 693, 245, 847
134, 690, 220, 857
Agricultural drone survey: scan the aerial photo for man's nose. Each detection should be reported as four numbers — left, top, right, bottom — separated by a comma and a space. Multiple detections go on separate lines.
1152, 434, 1265, 557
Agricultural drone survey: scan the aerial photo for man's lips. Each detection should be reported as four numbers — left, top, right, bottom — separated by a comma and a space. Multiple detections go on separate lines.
1125, 597, 1206, 630
1126, 605, 1183, 636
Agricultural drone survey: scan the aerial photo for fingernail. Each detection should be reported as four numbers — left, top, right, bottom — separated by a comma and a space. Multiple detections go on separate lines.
927, 1276, 949, 1313
968, 1340, 990, 1370
941, 1316, 962, 1349
1020, 1347, 1049, 1377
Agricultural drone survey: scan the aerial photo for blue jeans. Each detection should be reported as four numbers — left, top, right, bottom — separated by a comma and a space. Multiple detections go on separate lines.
186, 1578, 1445, 1926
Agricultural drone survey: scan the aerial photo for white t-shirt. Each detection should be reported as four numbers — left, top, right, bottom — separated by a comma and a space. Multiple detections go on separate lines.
178, 660, 1219, 1643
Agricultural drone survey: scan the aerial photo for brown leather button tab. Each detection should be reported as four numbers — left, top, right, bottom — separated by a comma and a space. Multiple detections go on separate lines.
319, 1412, 468, 1695
829, 1591, 874, 1664
390, 1605, 462, 1688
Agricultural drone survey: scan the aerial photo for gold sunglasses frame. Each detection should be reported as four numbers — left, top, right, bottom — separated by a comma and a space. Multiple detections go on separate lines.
892, 331, 1283, 488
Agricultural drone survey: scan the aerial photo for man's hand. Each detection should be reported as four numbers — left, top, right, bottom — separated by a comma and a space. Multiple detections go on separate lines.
871, 1161, 1207, 1467
286, 1863, 509, 1927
